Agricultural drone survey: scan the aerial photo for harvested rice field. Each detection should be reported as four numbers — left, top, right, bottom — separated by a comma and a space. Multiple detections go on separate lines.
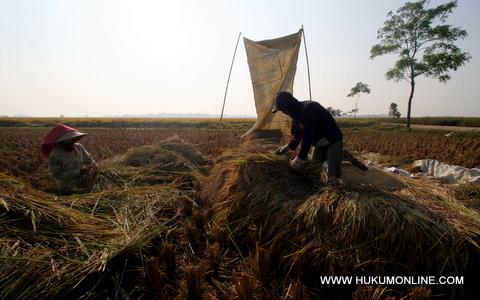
1, 118, 480, 299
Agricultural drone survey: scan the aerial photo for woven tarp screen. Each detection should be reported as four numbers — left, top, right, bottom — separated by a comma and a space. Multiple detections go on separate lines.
243, 29, 303, 136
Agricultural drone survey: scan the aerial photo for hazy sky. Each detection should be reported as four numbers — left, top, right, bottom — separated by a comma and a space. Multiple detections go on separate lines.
1, 0, 479, 118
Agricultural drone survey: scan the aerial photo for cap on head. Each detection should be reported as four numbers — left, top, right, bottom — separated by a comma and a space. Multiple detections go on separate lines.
54, 130, 87, 143
271, 91, 297, 113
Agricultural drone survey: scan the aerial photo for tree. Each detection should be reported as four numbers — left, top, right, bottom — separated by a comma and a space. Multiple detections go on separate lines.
347, 82, 371, 118
347, 108, 358, 118
326, 106, 343, 117
389, 102, 402, 118
370, 0, 471, 129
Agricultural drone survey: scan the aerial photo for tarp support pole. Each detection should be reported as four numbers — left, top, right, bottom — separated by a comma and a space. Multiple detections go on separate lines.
219, 32, 242, 131
302, 25, 312, 100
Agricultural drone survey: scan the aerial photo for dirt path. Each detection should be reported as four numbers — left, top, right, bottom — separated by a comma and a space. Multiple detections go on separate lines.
408, 124, 480, 132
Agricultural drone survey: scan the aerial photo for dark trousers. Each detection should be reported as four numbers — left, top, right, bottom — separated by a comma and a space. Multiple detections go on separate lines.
312, 139, 343, 178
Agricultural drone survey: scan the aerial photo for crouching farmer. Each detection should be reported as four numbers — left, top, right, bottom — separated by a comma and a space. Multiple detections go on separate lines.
272, 91, 343, 179
41, 124, 97, 194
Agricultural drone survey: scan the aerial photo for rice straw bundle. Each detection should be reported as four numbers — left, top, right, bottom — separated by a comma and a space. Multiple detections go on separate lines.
0, 173, 188, 299
200, 151, 480, 299
84, 167, 132, 193
98, 136, 208, 188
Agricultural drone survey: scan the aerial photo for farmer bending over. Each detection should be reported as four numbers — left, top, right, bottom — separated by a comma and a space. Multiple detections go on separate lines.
41, 124, 97, 194
272, 91, 343, 178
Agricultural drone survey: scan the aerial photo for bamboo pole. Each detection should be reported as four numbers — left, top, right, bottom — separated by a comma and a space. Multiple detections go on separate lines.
219, 32, 242, 131
302, 25, 312, 100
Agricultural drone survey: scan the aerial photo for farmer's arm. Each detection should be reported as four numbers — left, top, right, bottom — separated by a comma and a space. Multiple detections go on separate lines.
297, 109, 317, 159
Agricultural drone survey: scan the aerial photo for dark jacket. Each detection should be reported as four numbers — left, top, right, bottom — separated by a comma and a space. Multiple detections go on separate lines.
288, 100, 343, 159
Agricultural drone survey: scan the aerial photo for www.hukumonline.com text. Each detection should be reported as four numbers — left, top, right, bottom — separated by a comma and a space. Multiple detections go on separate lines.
319, 276, 464, 285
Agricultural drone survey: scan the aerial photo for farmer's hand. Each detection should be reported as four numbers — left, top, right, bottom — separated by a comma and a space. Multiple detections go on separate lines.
290, 157, 303, 171
275, 144, 290, 155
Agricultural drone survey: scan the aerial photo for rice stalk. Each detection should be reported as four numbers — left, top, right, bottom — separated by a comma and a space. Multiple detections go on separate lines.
352, 285, 390, 300
285, 281, 308, 300
252, 246, 270, 280
225, 222, 247, 269
162, 243, 176, 276
114, 258, 128, 300
204, 242, 227, 279
404, 286, 432, 299
186, 223, 200, 248
232, 272, 257, 300
186, 265, 203, 300
0, 197, 9, 211
144, 256, 166, 294
74, 236, 91, 260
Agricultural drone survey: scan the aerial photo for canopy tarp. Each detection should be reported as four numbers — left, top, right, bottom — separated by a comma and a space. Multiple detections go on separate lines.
243, 29, 303, 136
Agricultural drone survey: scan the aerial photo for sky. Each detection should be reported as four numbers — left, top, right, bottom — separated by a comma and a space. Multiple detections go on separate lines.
1, 0, 479, 118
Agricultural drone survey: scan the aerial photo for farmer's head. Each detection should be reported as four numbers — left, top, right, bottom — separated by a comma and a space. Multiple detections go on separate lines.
271, 91, 299, 116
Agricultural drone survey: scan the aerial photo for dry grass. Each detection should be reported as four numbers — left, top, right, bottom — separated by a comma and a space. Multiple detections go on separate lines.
200, 135, 480, 298
1, 131, 480, 299
0, 137, 206, 299
0, 178, 189, 299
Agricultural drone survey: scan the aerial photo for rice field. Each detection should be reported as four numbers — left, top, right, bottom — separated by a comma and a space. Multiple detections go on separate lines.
1, 118, 480, 299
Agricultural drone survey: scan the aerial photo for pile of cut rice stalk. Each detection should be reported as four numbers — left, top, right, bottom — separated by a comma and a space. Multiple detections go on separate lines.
98, 135, 209, 188
200, 151, 480, 299
0, 172, 190, 299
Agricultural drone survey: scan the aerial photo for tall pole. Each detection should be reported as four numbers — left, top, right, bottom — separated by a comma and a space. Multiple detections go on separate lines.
219, 32, 242, 130
302, 25, 312, 100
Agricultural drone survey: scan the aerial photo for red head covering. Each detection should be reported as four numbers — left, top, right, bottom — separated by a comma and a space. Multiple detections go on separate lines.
41, 124, 86, 158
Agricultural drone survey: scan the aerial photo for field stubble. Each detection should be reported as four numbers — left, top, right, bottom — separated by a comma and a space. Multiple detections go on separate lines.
2, 120, 480, 190
0, 127, 245, 190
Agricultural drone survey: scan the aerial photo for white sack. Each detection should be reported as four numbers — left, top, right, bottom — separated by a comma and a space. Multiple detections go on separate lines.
414, 159, 480, 184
